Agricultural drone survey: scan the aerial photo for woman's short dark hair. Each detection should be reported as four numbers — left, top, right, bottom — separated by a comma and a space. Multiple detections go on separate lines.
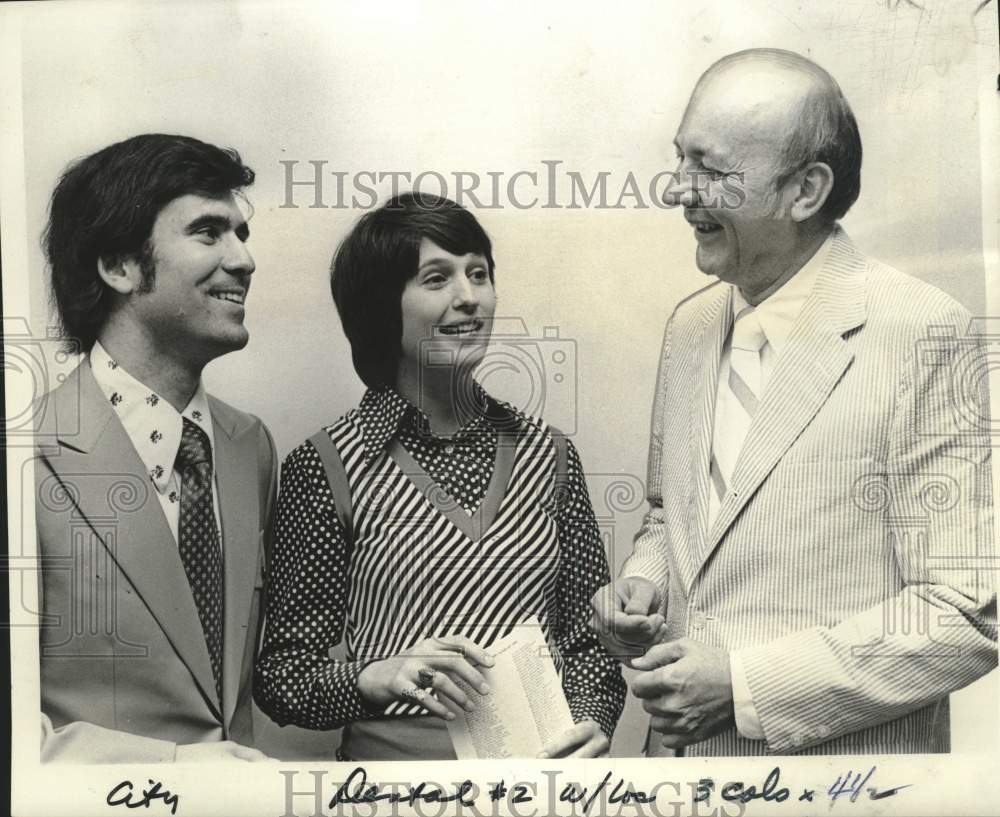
44, 133, 255, 352
330, 193, 495, 389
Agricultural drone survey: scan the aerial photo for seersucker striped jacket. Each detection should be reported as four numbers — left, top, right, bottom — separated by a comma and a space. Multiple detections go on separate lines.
624, 227, 996, 756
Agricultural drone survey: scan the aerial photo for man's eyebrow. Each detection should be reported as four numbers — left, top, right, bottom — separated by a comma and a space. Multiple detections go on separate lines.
674, 140, 730, 168
185, 214, 250, 240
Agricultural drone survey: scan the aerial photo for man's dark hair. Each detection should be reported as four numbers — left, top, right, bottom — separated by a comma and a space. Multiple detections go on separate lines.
44, 133, 255, 352
330, 193, 495, 390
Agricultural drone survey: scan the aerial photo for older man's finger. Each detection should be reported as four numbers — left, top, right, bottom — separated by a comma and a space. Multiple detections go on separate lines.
622, 581, 660, 616
631, 667, 675, 700
649, 714, 682, 734
640, 693, 687, 717
595, 615, 663, 660
660, 733, 693, 750
610, 612, 663, 643
630, 640, 686, 670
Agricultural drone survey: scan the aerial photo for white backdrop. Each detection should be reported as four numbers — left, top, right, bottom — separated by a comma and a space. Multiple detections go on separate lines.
11, 0, 998, 758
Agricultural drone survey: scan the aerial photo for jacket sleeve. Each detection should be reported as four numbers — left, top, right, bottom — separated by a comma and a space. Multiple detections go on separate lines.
257, 418, 279, 558
35, 453, 179, 764
41, 713, 177, 763
622, 314, 675, 588
737, 302, 997, 752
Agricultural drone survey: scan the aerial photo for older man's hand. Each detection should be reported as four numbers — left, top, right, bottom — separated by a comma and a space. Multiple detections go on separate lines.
590, 577, 666, 665
630, 638, 735, 750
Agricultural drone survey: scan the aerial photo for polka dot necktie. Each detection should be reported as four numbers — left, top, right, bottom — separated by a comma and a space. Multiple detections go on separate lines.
175, 417, 224, 702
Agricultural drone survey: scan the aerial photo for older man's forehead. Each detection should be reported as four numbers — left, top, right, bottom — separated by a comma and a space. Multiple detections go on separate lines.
676, 93, 750, 155
682, 70, 806, 150
698, 59, 819, 122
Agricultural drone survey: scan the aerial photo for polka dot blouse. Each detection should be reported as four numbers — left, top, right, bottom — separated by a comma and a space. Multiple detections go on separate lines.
254, 385, 626, 740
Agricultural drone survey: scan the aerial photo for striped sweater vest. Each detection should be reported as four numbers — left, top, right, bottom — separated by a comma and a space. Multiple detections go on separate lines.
322, 411, 566, 716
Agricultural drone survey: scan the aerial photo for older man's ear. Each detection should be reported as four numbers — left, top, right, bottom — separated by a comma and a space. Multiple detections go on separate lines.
789, 161, 835, 223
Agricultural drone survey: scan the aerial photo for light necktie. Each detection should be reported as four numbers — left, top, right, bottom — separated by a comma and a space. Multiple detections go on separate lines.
710, 305, 768, 515
175, 417, 224, 701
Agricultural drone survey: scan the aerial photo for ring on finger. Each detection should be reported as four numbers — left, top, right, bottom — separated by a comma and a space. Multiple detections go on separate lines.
400, 686, 425, 704
417, 668, 437, 688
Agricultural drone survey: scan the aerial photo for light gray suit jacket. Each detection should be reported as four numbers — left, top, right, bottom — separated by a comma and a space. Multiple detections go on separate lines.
36, 359, 277, 762
625, 227, 996, 755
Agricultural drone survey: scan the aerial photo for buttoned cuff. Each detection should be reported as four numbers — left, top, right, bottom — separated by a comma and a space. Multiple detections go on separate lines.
322, 660, 388, 723
729, 651, 765, 740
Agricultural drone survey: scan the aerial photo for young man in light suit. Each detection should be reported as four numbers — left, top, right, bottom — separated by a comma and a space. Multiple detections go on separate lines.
591, 49, 995, 755
36, 134, 276, 762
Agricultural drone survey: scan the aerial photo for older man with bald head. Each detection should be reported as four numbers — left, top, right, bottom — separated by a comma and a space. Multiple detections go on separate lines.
591, 48, 995, 756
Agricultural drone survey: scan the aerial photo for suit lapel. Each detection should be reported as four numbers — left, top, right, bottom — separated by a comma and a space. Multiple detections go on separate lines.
701, 229, 869, 562
45, 361, 222, 717
209, 396, 259, 730
678, 286, 731, 591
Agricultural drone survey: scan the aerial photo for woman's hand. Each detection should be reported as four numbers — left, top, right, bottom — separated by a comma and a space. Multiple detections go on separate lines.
357, 635, 494, 720
538, 720, 609, 758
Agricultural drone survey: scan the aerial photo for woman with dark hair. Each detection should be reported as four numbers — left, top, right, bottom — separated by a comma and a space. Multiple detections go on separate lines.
254, 194, 625, 760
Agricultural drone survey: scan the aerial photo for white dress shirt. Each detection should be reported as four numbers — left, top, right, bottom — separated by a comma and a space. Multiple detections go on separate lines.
89, 341, 222, 545
718, 232, 835, 740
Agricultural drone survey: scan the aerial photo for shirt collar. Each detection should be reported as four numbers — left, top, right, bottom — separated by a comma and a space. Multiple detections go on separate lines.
732, 229, 835, 357
357, 381, 518, 462
90, 341, 214, 493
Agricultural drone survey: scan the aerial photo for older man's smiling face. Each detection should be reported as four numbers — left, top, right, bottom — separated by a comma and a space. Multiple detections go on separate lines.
666, 64, 813, 299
